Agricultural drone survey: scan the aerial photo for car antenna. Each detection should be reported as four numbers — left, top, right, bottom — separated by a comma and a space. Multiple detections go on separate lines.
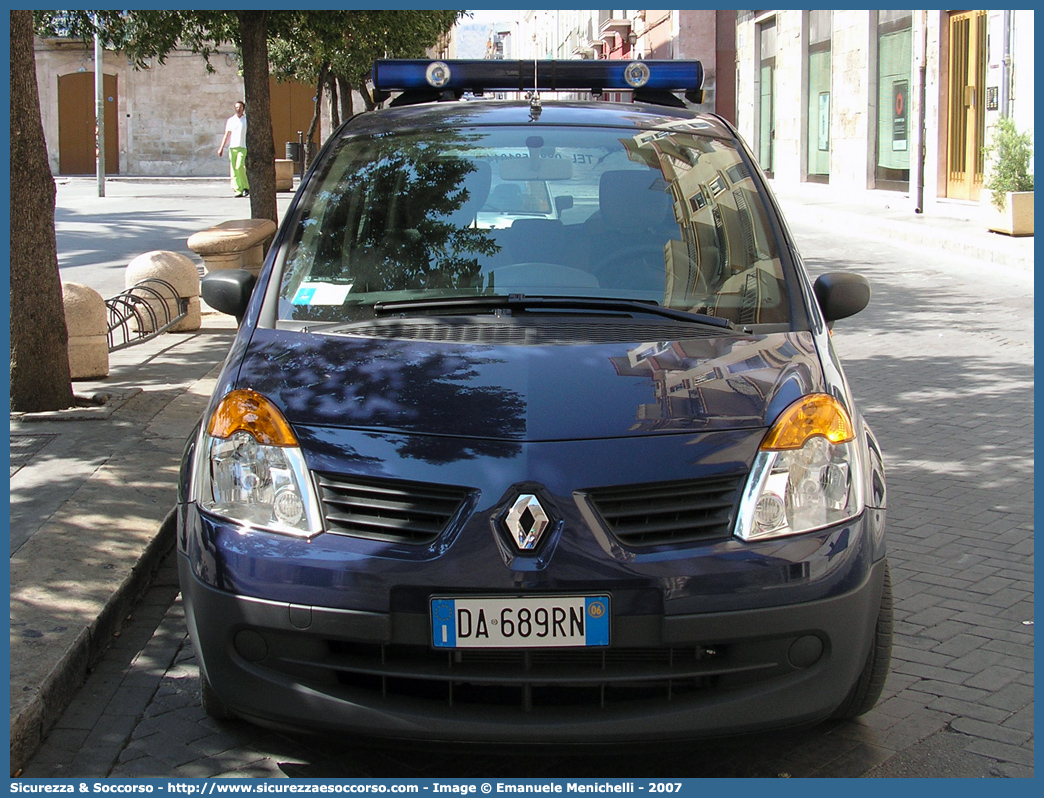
527, 56, 542, 121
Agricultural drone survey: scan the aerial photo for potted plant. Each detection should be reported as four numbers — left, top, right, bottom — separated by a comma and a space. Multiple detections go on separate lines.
982, 116, 1034, 236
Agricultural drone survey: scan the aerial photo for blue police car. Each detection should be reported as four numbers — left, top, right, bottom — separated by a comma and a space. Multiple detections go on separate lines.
179, 59, 890, 741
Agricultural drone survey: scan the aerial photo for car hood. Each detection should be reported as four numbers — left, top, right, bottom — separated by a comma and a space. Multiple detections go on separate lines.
233, 327, 824, 442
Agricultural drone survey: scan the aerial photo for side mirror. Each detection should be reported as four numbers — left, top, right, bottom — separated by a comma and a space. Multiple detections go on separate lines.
201, 269, 257, 324
813, 272, 870, 324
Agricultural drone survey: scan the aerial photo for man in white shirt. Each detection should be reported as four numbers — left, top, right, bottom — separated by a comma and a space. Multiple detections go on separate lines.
217, 101, 249, 197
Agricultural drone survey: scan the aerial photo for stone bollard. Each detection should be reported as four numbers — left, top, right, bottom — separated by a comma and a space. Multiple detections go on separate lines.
274, 158, 294, 191
62, 282, 109, 379
125, 250, 201, 332
187, 219, 277, 277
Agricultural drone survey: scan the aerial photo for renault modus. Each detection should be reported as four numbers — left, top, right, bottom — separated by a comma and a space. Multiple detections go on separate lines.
178, 59, 891, 742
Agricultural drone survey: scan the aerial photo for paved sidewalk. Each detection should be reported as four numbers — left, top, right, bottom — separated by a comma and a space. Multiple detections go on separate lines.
10, 315, 237, 773
769, 181, 1034, 273
10, 176, 297, 774
53, 176, 298, 299
7, 176, 1034, 774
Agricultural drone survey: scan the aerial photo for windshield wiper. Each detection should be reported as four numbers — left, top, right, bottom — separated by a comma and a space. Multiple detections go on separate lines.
372, 294, 735, 329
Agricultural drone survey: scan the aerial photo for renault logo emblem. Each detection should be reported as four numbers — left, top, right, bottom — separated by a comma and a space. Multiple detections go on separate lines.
505, 494, 550, 551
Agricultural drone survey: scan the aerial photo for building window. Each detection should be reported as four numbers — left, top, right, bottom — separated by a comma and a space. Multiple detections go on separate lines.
758, 17, 776, 177
806, 10, 831, 183
875, 11, 913, 191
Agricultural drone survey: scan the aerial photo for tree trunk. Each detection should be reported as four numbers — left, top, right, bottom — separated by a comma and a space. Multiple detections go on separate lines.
238, 11, 277, 225
337, 75, 354, 121
325, 70, 339, 129
358, 80, 377, 112
10, 10, 75, 412
304, 62, 326, 169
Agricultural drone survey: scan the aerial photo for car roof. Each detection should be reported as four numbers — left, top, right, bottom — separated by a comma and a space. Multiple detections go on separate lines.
338, 100, 738, 141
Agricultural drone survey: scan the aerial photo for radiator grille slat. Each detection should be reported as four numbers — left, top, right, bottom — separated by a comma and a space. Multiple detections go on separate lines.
257, 632, 798, 715
584, 476, 743, 546
261, 638, 789, 712
316, 473, 471, 544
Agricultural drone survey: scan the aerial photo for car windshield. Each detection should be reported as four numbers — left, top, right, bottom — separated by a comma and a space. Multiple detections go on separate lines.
277, 122, 788, 326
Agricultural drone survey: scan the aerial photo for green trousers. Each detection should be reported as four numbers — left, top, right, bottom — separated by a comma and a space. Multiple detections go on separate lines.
228, 147, 249, 194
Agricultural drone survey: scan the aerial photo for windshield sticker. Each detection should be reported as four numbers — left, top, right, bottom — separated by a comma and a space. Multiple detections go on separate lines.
292, 282, 354, 306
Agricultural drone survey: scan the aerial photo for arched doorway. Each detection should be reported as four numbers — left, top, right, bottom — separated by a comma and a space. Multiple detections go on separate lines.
58, 71, 119, 175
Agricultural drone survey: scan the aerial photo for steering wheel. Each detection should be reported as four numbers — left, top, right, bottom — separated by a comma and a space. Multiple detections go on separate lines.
598, 244, 667, 292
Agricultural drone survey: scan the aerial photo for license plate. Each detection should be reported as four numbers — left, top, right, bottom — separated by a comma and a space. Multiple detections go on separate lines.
430, 595, 610, 649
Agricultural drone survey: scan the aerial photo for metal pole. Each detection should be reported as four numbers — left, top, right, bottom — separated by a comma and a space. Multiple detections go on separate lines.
1000, 10, 1011, 118
915, 10, 927, 214
94, 25, 105, 197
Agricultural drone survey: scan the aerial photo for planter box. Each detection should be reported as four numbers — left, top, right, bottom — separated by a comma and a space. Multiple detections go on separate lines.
982, 190, 1034, 236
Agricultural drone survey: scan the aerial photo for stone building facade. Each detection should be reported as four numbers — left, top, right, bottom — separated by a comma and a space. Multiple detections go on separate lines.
488, 10, 736, 122
734, 9, 1035, 208
34, 36, 328, 177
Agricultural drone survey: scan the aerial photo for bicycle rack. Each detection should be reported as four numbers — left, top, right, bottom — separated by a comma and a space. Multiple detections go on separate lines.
105, 278, 189, 352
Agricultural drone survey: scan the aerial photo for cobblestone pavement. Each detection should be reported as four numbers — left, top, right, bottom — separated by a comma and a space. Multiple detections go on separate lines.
22, 222, 1033, 778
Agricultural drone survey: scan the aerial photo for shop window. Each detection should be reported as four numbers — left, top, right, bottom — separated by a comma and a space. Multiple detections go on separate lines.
875, 11, 913, 191
758, 17, 777, 177
806, 10, 831, 183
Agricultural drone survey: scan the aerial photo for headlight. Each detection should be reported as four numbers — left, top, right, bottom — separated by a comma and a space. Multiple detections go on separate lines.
192, 389, 323, 538
734, 394, 865, 541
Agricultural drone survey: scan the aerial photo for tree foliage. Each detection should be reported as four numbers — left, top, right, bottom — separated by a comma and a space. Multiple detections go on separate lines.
35, 11, 237, 68
269, 9, 461, 88
268, 10, 464, 133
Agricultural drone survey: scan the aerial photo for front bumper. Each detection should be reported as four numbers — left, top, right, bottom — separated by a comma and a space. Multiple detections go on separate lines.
178, 544, 886, 743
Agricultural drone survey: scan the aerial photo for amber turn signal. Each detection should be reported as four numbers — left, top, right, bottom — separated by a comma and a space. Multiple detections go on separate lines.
761, 394, 856, 450
206, 389, 298, 446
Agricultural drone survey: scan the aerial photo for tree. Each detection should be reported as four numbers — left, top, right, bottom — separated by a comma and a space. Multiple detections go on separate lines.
268, 10, 464, 161
333, 10, 463, 112
11, 10, 75, 412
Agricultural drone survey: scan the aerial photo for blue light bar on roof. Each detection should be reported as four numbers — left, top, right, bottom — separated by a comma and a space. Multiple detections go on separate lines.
372, 59, 704, 95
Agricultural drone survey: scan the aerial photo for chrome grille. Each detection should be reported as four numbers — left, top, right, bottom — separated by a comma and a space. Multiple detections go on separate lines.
315, 473, 472, 544
583, 476, 743, 547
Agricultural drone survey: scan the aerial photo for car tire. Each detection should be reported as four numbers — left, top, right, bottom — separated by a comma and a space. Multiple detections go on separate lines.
832, 559, 893, 719
200, 671, 236, 721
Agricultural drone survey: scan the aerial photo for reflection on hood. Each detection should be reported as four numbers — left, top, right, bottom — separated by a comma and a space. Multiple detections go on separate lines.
237, 329, 823, 448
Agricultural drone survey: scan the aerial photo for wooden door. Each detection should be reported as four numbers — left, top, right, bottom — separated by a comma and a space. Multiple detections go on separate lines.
58, 72, 119, 175
946, 10, 987, 200
269, 78, 319, 157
